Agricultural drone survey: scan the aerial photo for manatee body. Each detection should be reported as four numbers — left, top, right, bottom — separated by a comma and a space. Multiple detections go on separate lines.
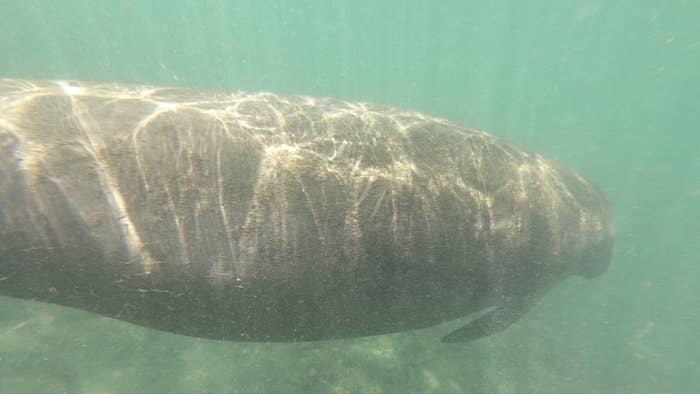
0, 80, 614, 342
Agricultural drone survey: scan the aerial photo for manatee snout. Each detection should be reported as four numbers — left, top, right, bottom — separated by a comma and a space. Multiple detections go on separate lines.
576, 220, 615, 278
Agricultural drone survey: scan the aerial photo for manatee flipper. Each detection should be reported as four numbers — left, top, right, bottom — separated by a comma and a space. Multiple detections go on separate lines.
441, 282, 553, 343
441, 304, 528, 343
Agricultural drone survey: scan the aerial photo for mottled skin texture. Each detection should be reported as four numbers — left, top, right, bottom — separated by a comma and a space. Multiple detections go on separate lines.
0, 80, 614, 342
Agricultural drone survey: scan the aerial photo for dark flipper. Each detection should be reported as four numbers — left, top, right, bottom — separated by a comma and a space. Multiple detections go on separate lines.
441, 281, 554, 343
441, 304, 527, 343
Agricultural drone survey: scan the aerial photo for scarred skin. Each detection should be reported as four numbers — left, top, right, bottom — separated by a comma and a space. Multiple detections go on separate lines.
0, 80, 614, 342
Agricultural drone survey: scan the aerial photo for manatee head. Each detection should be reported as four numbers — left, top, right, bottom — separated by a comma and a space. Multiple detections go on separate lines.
576, 227, 614, 278
574, 195, 615, 279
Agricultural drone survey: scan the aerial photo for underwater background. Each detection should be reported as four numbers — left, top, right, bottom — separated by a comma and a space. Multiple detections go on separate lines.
0, 1, 698, 393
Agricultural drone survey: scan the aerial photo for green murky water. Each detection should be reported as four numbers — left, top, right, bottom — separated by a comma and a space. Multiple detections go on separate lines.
1, 1, 698, 393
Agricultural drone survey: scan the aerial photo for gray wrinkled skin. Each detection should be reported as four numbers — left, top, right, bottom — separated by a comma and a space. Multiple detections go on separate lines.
0, 80, 614, 342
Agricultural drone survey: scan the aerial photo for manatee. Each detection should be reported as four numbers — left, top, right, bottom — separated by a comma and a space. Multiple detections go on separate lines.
0, 79, 614, 342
